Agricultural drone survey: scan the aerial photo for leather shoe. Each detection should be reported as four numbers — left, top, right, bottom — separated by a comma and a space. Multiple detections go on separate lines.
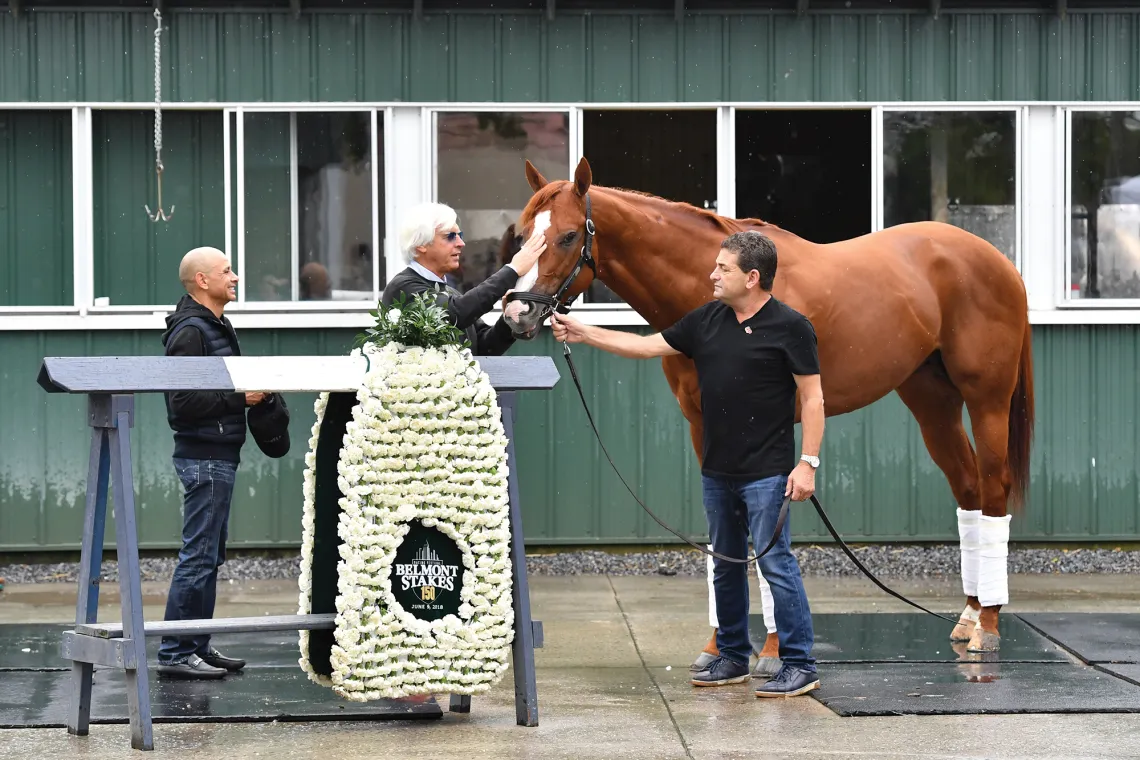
156, 653, 226, 680
200, 646, 246, 672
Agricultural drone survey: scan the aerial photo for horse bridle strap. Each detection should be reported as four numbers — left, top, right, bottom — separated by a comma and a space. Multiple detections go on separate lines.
505, 193, 596, 317
559, 342, 957, 625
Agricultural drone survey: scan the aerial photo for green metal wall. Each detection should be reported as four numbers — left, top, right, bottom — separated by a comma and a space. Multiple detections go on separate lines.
2, 324, 1138, 552
0, 109, 72, 306
0, 10, 1138, 104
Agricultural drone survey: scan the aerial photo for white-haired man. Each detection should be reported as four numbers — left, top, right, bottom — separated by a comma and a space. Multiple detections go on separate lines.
382, 202, 546, 356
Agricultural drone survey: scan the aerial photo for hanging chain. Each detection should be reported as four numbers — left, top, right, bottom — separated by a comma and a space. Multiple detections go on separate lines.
145, 7, 173, 221
153, 8, 163, 172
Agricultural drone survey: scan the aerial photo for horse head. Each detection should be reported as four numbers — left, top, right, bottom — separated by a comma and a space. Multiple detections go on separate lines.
502, 156, 599, 340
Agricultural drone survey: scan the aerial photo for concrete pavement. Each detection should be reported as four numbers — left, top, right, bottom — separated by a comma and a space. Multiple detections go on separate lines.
2, 572, 1139, 759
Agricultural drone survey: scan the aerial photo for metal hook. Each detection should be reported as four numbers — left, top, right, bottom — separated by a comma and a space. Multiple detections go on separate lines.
144, 163, 174, 222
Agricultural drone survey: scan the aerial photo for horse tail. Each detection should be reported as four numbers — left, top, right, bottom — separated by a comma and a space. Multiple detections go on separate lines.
1007, 317, 1035, 511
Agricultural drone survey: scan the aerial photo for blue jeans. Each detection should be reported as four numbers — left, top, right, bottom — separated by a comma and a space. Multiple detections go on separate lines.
157, 457, 237, 665
703, 473, 816, 672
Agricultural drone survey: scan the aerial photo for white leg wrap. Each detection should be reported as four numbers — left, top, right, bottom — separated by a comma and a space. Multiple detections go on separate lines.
706, 547, 718, 628
959, 604, 980, 623
977, 514, 1012, 607
957, 508, 980, 597
757, 569, 776, 634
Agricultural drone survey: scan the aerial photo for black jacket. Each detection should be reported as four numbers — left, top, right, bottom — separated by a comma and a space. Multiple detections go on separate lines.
161, 294, 248, 462
381, 264, 519, 356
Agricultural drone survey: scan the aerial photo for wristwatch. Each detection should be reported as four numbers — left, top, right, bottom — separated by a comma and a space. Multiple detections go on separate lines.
800, 454, 820, 469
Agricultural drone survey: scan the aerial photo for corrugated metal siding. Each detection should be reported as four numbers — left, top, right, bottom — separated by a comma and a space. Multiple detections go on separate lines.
1, 10, 1139, 104
0, 110, 72, 306
2, 324, 1139, 551
92, 109, 225, 306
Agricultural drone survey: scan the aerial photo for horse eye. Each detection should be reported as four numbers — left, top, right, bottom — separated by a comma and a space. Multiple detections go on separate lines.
561, 231, 577, 247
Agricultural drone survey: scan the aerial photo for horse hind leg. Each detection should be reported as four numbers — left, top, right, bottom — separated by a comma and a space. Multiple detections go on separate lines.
942, 334, 1026, 653
960, 396, 1016, 653
895, 362, 984, 643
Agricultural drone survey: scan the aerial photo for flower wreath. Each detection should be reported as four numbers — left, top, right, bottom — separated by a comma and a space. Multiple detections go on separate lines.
297, 291, 515, 700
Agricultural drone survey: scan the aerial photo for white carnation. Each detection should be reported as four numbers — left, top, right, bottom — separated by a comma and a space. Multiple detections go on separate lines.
297, 342, 514, 700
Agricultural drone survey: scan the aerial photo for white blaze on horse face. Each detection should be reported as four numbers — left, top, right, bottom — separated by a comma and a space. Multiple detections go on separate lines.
515, 210, 550, 294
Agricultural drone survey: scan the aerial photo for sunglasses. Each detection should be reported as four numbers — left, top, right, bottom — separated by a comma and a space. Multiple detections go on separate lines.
444, 231, 464, 242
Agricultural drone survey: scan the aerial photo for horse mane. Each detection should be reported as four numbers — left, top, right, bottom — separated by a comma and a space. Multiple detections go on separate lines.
599, 185, 772, 237
523, 180, 776, 239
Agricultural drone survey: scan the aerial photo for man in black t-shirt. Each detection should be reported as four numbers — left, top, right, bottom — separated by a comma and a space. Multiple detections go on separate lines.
549, 231, 825, 698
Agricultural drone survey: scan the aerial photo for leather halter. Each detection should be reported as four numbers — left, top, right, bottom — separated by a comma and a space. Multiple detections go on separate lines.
504, 193, 597, 320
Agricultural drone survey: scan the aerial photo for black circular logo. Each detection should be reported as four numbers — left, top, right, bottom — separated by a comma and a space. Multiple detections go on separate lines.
389, 520, 467, 621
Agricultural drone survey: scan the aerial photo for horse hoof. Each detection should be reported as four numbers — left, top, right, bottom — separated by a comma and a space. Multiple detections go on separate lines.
967, 628, 1001, 653
950, 618, 976, 642
691, 630, 719, 672
752, 656, 782, 679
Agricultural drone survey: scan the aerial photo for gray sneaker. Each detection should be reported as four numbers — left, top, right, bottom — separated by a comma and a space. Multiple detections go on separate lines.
156, 653, 227, 680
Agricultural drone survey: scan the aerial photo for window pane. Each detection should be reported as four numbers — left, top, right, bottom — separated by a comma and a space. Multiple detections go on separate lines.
93, 109, 224, 306
737, 109, 871, 244
435, 112, 570, 294
1070, 111, 1140, 300
297, 112, 375, 301
243, 113, 292, 301
242, 111, 378, 302
883, 111, 1017, 264
0, 110, 73, 306
581, 109, 717, 304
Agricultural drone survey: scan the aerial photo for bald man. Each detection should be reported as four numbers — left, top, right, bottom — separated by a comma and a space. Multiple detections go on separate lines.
157, 247, 266, 680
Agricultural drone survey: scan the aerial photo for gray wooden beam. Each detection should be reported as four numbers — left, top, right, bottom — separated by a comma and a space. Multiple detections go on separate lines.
62, 632, 139, 670
546, 0, 555, 22
1056, 0, 1066, 18
675, 0, 684, 22
413, 0, 423, 22
290, 0, 301, 20
37, 355, 561, 394
77, 613, 337, 639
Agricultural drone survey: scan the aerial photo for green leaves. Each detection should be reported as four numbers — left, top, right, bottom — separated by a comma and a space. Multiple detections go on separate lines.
355, 290, 471, 351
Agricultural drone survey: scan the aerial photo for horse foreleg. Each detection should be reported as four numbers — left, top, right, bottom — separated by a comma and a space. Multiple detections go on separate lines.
895, 367, 984, 643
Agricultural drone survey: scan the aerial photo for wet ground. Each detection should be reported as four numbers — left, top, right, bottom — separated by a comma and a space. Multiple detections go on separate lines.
1, 573, 1139, 759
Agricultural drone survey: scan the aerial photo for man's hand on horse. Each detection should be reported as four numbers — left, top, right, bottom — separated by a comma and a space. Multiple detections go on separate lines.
549, 313, 588, 344
510, 227, 548, 276
786, 461, 816, 501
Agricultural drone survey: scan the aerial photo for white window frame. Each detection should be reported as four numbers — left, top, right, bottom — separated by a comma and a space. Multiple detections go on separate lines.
1059, 104, 1140, 310
226, 104, 385, 312
4, 100, 1140, 330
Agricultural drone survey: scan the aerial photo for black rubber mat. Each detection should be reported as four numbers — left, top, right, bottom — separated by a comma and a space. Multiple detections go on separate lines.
0, 669, 441, 728
747, 613, 1070, 663
0, 624, 71, 670
0, 626, 320, 671
1098, 665, 1140, 687
810, 662, 1140, 716
1016, 613, 1140, 664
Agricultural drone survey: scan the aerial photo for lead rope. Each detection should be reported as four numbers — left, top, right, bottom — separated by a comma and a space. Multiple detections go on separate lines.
558, 340, 957, 624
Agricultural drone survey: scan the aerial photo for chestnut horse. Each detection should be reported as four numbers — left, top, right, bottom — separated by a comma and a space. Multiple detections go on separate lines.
501, 157, 1035, 654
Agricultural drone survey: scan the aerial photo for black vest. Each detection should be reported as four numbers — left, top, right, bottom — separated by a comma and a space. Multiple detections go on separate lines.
164, 315, 248, 460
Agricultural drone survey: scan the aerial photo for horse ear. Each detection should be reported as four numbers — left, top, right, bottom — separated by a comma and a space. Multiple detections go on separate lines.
524, 160, 549, 192
573, 157, 592, 197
